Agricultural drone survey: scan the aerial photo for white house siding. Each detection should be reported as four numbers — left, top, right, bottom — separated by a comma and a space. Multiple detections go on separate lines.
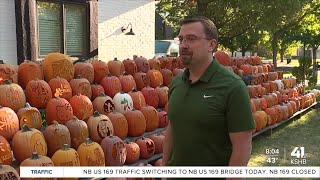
98, 0, 155, 61
0, 0, 17, 65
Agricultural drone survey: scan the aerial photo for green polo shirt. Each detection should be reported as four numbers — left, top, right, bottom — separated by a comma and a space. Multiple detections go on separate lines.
167, 58, 255, 167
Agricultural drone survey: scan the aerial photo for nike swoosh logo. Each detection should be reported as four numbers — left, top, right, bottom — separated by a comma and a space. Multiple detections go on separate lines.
203, 95, 213, 98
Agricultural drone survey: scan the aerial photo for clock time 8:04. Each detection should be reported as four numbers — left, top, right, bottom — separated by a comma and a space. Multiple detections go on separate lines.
265, 149, 279, 155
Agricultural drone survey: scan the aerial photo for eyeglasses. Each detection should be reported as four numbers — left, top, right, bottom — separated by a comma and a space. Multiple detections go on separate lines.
177, 35, 212, 45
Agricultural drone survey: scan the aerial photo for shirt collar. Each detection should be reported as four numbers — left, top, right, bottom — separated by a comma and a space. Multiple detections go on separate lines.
182, 58, 220, 83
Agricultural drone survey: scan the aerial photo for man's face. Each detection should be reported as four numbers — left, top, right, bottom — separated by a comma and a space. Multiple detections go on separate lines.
178, 22, 215, 67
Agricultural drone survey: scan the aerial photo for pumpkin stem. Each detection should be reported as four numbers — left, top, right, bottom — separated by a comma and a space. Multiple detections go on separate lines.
114, 58, 118, 61
123, 71, 129, 76
72, 116, 78, 121
99, 92, 106, 96
85, 138, 92, 145
61, 144, 69, 151
22, 124, 32, 132
31, 152, 39, 159
77, 75, 82, 79
93, 111, 100, 117
52, 121, 59, 126
131, 88, 137, 92
3, 79, 11, 85
25, 102, 32, 108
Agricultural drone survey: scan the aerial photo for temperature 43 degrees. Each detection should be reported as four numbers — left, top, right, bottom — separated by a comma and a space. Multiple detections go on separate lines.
265, 148, 280, 164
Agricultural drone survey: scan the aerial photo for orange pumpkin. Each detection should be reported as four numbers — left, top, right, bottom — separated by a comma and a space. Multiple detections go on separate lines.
0, 135, 12, 165
123, 109, 146, 137
158, 57, 171, 70
148, 58, 161, 71
18, 60, 43, 89
69, 94, 93, 122
123, 58, 137, 76
107, 111, 128, 139
87, 111, 114, 143
0, 61, 18, 85
149, 134, 164, 154
134, 56, 150, 73
134, 72, 151, 91
136, 137, 155, 159
92, 93, 115, 115
125, 141, 140, 164
100, 136, 126, 166
140, 106, 159, 132
91, 83, 105, 100
214, 50, 231, 66
92, 60, 109, 83
17, 102, 42, 130
65, 116, 89, 150
74, 62, 94, 84
119, 72, 137, 93
77, 138, 105, 166
141, 86, 159, 108
43, 121, 71, 157
157, 109, 168, 128
147, 70, 163, 88
0, 106, 19, 141
48, 76, 72, 101
0, 80, 26, 112
25, 78, 52, 109
172, 68, 184, 77
51, 144, 80, 167
107, 58, 125, 77
100, 73, 122, 98
154, 158, 162, 166
46, 97, 73, 125
160, 68, 173, 86
43, 52, 75, 82
265, 107, 278, 125
128, 88, 146, 110
155, 85, 169, 108
12, 124, 47, 163
0, 164, 21, 180
69, 75, 92, 99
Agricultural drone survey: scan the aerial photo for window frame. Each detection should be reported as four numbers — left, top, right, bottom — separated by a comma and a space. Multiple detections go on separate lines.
36, 0, 90, 58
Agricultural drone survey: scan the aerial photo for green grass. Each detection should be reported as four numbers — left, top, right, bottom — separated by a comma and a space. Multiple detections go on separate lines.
249, 109, 320, 166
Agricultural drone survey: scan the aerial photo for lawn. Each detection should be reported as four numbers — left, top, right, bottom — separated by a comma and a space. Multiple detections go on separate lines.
248, 108, 320, 179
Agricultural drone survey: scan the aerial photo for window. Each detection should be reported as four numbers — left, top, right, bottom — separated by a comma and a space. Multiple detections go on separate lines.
37, 1, 88, 57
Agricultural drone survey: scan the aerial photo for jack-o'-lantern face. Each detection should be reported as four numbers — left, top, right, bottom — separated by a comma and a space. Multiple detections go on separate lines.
104, 99, 115, 114
56, 104, 73, 120
97, 119, 113, 138
111, 142, 126, 161
146, 140, 155, 154
30, 132, 47, 155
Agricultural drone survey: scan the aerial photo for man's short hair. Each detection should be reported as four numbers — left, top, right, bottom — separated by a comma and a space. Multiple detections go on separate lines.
180, 16, 218, 42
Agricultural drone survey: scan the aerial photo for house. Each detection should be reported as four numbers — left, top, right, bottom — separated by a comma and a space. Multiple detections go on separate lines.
0, 0, 156, 65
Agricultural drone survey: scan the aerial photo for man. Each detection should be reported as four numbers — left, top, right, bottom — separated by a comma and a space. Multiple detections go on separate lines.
162, 16, 255, 179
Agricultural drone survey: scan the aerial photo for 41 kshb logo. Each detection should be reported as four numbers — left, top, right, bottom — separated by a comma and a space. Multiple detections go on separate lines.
290, 147, 306, 165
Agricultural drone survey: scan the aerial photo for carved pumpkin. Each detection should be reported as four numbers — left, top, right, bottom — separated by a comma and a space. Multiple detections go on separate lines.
214, 50, 231, 66
0, 80, 26, 112
113, 92, 134, 114
100, 73, 122, 98
69, 75, 92, 99
128, 88, 146, 110
48, 76, 72, 101
87, 111, 114, 143
147, 70, 163, 88
158, 57, 171, 70
51, 144, 80, 166
18, 60, 43, 89
123, 109, 146, 137
20, 152, 55, 180
43, 121, 71, 157
141, 86, 159, 108
252, 111, 267, 131
46, 97, 73, 125
160, 69, 173, 86
125, 141, 140, 164
119, 72, 137, 93
91, 83, 105, 100
149, 134, 164, 154
100, 135, 126, 166
69, 94, 93, 122
25, 78, 52, 109
12, 125, 47, 163
92, 60, 109, 83
43, 53, 75, 81
77, 138, 105, 166
140, 106, 159, 132
0, 164, 20, 180
123, 58, 137, 76
0, 106, 19, 141
136, 137, 155, 159
107, 58, 125, 78
148, 58, 161, 71
134, 56, 150, 73
65, 116, 89, 150
0, 135, 12, 165
265, 107, 278, 125
17, 102, 42, 130
172, 68, 184, 77
155, 85, 169, 108
92, 93, 115, 115
74, 62, 94, 84
134, 72, 151, 91
157, 109, 168, 128
107, 111, 128, 139
0, 61, 18, 85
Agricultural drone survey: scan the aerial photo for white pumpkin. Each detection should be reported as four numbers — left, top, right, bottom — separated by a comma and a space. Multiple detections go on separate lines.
113, 92, 134, 113
274, 80, 284, 91
311, 89, 320, 97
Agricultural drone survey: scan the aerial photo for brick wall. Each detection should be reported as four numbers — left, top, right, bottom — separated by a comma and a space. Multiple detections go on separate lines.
0, 0, 17, 65
98, 0, 155, 61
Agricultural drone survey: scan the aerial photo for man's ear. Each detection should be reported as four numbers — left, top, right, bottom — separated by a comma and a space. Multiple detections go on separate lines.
209, 39, 217, 52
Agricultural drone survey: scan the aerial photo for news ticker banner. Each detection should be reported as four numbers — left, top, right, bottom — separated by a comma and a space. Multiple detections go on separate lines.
20, 166, 320, 178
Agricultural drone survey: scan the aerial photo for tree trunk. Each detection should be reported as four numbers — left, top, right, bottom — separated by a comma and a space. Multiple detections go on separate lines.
271, 33, 279, 69
280, 48, 285, 62
312, 46, 318, 78
242, 49, 246, 57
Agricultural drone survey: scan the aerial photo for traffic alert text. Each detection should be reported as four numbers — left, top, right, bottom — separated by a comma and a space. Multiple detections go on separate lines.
20, 167, 320, 178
